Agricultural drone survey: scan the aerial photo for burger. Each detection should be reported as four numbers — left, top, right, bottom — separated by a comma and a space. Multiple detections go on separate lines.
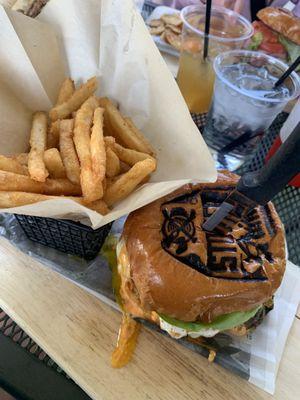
249, 7, 300, 68
113, 171, 286, 365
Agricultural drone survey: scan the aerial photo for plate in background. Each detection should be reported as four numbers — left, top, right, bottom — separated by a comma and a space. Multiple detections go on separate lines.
146, 6, 181, 58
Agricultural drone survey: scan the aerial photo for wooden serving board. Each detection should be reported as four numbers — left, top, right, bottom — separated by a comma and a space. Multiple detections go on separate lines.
0, 236, 299, 400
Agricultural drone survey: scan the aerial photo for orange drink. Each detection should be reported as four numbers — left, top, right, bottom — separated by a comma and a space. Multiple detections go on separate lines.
177, 5, 253, 114
177, 53, 215, 114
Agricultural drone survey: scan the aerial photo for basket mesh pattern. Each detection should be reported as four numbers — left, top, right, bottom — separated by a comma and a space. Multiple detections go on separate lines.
191, 113, 207, 131
15, 215, 112, 261
238, 112, 300, 265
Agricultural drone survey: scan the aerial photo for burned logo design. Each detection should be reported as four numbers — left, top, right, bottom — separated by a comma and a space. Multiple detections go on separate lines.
161, 207, 197, 255
160, 188, 274, 281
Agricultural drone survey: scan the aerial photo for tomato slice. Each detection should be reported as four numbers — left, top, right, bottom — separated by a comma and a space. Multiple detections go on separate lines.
259, 41, 287, 55
252, 21, 286, 56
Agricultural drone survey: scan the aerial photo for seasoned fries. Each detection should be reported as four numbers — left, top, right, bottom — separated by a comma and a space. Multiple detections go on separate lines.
105, 137, 153, 166
0, 155, 28, 175
99, 98, 154, 155
59, 119, 81, 185
47, 79, 75, 148
28, 112, 49, 182
91, 107, 106, 192
49, 77, 98, 121
0, 170, 81, 195
106, 147, 121, 178
123, 117, 155, 156
0, 76, 157, 216
0, 191, 109, 215
104, 158, 156, 206
73, 96, 102, 202
13, 153, 28, 166
44, 148, 66, 179
47, 120, 60, 149
57, 78, 75, 105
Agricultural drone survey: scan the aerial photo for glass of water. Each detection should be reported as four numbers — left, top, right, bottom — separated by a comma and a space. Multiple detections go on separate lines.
202, 50, 300, 170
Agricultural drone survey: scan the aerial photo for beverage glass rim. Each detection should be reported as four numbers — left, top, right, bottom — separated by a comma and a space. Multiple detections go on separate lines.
180, 4, 253, 43
213, 49, 300, 103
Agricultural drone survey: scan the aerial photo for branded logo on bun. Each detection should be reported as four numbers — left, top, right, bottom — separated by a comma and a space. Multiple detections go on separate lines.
160, 187, 274, 281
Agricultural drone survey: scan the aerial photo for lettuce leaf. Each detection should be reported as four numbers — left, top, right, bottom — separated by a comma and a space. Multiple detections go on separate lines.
248, 32, 263, 51
279, 35, 300, 71
159, 306, 261, 333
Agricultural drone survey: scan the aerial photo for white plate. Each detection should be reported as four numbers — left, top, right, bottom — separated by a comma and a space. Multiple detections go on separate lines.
146, 6, 181, 58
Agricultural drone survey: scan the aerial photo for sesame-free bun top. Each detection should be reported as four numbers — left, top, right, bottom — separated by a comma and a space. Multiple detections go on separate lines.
122, 171, 286, 323
258, 7, 300, 45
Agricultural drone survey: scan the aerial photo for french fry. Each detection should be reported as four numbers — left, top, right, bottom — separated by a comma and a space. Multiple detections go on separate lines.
73, 96, 102, 202
47, 120, 60, 149
80, 198, 110, 215
11, 153, 28, 166
28, 112, 49, 182
120, 162, 131, 173
49, 77, 98, 121
91, 107, 106, 187
124, 117, 155, 156
0, 171, 81, 196
44, 148, 66, 179
0, 76, 157, 219
59, 119, 81, 185
56, 78, 75, 105
0, 191, 109, 215
103, 158, 156, 206
47, 79, 75, 148
0, 155, 28, 175
106, 147, 120, 178
99, 97, 154, 155
105, 138, 154, 166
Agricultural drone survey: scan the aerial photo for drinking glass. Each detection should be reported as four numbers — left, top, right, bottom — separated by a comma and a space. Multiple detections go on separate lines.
202, 50, 300, 170
177, 5, 253, 114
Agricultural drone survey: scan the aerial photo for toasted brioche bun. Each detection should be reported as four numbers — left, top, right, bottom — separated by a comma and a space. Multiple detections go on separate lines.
120, 171, 286, 324
258, 7, 300, 45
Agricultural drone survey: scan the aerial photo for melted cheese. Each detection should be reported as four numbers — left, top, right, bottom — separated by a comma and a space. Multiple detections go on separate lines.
117, 239, 158, 322
111, 314, 140, 368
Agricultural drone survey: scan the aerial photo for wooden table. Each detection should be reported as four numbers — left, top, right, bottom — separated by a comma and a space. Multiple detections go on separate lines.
0, 236, 299, 400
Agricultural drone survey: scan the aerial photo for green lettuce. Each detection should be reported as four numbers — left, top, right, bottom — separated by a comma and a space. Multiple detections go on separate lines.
159, 306, 261, 333
279, 35, 300, 71
248, 32, 263, 51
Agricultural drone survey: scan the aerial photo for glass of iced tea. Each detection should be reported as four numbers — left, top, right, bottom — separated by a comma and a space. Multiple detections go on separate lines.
177, 5, 253, 114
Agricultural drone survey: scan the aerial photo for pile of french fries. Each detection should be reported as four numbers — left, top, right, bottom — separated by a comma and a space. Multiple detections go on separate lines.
0, 77, 157, 215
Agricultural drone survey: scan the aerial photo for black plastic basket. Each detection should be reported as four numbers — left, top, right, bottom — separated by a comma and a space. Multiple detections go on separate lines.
15, 215, 112, 261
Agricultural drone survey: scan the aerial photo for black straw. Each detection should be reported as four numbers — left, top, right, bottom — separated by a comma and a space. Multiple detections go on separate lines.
203, 0, 212, 60
274, 55, 300, 88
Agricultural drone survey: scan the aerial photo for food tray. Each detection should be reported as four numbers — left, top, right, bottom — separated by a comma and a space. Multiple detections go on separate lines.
15, 215, 112, 261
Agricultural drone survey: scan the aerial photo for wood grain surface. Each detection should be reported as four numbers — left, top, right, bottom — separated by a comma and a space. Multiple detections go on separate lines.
0, 236, 299, 400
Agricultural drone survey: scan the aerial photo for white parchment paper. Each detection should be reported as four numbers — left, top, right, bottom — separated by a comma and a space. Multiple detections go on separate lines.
0, 0, 216, 228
